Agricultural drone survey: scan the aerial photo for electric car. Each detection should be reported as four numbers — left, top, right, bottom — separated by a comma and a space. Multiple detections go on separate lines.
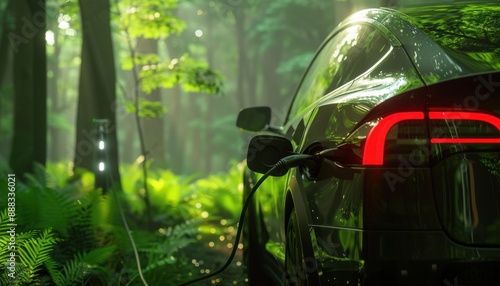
237, 2, 500, 285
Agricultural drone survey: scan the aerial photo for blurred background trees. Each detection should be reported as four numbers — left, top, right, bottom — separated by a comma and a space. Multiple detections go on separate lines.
1, 0, 383, 178
2, 0, 47, 175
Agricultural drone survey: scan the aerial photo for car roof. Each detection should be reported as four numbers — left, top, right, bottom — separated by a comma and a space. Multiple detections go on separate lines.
338, 1, 500, 85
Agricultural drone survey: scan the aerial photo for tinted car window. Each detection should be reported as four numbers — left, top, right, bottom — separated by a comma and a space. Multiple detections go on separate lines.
287, 25, 391, 121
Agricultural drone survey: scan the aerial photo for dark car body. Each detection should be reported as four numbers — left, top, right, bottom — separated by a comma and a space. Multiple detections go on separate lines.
237, 2, 500, 286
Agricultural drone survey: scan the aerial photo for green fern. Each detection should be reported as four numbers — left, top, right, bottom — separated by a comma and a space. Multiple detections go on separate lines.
45, 246, 116, 286
14, 181, 80, 239
0, 263, 24, 285
0, 210, 49, 285
17, 228, 58, 283
0, 208, 12, 234
0, 209, 15, 273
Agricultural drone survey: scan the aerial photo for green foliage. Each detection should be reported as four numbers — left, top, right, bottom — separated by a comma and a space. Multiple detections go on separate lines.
192, 161, 244, 221
138, 54, 224, 95
125, 99, 168, 118
0, 154, 245, 284
121, 53, 161, 71
115, 0, 225, 123
0, 162, 212, 285
45, 246, 116, 286
121, 163, 199, 224
249, 0, 334, 50
276, 51, 315, 76
117, 0, 185, 39
402, 3, 500, 69
0, 210, 58, 285
17, 228, 58, 283
120, 161, 243, 227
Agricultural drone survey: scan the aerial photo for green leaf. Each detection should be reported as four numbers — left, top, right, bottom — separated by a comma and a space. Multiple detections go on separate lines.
138, 55, 224, 95
57, 246, 116, 286
18, 228, 58, 283
118, 0, 185, 39
139, 99, 167, 118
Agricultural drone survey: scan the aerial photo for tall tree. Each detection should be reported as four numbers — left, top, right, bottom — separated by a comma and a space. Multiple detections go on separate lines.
8, 0, 47, 176
0, 1, 12, 159
74, 0, 120, 189
0, 1, 10, 89
137, 37, 166, 169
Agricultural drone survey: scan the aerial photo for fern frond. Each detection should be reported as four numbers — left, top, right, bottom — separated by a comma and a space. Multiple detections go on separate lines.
0, 209, 14, 263
44, 257, 63, 285
0, 263, 24, 285
0, 209, 12, 234
0, 231, 39, 267
38, 188, 78, 238
15, 230, 38, 241
57, 246, 116, 286
18, 228, 58, 283
23, 163, 49, 188
0, 225, 38, 270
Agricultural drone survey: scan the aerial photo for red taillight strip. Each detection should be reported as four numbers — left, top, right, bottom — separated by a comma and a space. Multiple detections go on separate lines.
362, 112, 424, 165
362, 111, 500, 165
429, 111, 500, 131
429, 111, 500, 144
431, 138, 500, 144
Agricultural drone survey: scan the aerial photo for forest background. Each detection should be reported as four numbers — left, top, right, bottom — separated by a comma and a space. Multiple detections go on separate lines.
0, 0, 411, 285
1, 0, 388, 176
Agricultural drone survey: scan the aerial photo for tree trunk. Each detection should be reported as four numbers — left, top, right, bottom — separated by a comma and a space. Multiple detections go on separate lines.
261, 44, 283, 122
203, 6, 216, 174
164, 32, 185, 174
75, 0, 120, 190
0, 0, 11, 90
0, 1, 13, 159
234, 8, 247, 109
119, 70, 136, 164
165, 85, 182, 173
137, 37, 166, 169
48, 26, 63, 162
9, 0, 47, 176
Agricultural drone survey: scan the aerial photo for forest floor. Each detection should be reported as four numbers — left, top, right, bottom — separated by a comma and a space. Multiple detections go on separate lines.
181, 244, 247, 285
177, 225, 248, 285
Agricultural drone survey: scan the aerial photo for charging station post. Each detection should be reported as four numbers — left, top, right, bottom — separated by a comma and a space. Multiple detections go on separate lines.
93, 118, 109, 193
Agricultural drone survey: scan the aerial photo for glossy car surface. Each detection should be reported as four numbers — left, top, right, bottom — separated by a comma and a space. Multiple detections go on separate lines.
237, 2, 500, 286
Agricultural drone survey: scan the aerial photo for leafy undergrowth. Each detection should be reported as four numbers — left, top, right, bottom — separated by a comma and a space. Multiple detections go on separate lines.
0, 161, 248, 285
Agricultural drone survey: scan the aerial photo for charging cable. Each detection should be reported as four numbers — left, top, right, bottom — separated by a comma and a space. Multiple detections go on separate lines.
179, 154, 318, 285
103, 144, 149, 286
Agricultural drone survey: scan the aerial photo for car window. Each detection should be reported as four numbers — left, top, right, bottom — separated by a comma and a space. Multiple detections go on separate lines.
287, 25, 391, 122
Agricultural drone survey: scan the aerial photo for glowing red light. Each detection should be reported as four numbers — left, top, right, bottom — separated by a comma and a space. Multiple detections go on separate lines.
429, 111, 500, 144
361, 110, 500, 166
363, 112, 424, 165
431, 138, 500, 144
429, 111, 500, 131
